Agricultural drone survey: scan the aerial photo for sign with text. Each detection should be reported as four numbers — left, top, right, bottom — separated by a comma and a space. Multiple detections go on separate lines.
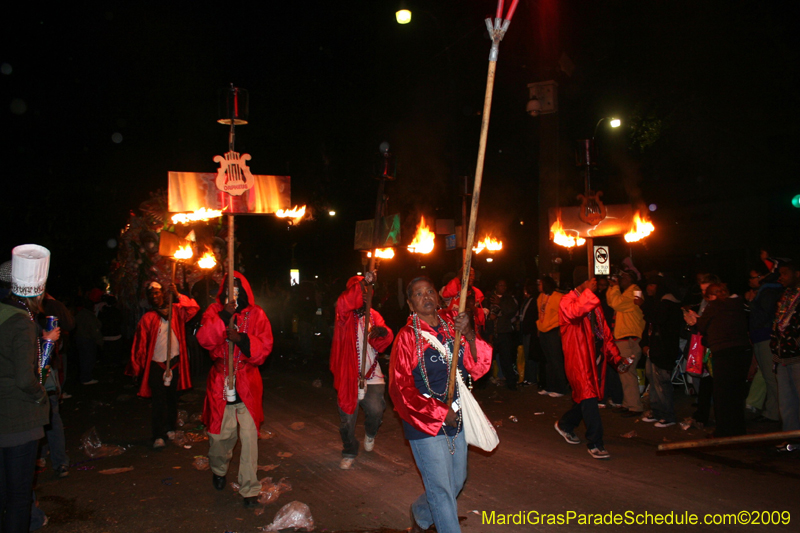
594, 245, 610, 276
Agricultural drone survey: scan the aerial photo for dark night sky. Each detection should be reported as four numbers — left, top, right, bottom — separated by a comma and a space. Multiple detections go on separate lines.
3, 1, 799, 295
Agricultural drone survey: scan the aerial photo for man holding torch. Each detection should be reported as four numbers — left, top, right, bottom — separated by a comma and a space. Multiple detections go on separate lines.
197, 272, 273, 508
330, 272, 394, 470
127, 281, 199, 449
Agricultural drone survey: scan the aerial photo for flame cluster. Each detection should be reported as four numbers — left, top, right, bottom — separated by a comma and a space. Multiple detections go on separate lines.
197, 251, 217, 269
173, 245, 193, 260
624, 211, 655, 243
368, 248, 395, 259
473, 236, 503, 254
171, 207, 224, 225
550, 219, 586, 248
407, 216, 435, 254
276, 205, 307, 224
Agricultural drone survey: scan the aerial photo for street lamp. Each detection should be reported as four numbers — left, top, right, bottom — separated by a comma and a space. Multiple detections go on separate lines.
396, 9, 411, 24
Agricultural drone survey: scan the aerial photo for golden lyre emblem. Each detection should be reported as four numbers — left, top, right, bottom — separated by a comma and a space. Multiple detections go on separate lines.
577, 190, 607, 226
214, 151, 255, 196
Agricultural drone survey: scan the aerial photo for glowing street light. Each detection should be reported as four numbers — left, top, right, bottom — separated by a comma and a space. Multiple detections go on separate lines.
609, 118, 621, 128
396, 9, 412, 24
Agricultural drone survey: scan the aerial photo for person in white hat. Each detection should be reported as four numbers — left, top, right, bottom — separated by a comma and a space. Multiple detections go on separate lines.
0, 244, 59, 531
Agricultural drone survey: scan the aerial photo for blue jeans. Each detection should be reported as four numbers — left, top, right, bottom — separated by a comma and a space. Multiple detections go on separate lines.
30, 491, 46, 531
1, 439, 39, 533
410, 434, 467, 533
338, 383, 385, 458
43, 394, 69, 470
646, 358, 675, 423
776, 362, 800, 432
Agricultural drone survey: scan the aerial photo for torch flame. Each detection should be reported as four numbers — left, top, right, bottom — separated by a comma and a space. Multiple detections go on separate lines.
171, 207, 224, 225
198, 251, 217, 269
407, 216, 435, 254
473, 235, 503, 254
368, 248, 395, 259
173, 244, 193, 260
550, 218, 586, 248
624, 211, 655, 243
276, 205, 307, 224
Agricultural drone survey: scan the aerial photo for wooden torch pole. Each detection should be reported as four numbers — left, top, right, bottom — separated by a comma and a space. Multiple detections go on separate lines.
226, 214, 235, 391
446, 3, 517, 406
657, 430, 800, 452
359, 153, 390, 393
164, 260, 177, 383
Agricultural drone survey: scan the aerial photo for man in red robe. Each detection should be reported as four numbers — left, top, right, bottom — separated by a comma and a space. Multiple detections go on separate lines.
441, 267, 485, 333
127, 281, 199, 449
196, 272, 273, 508
330, 273, 394, 469
555, 267, 626, 460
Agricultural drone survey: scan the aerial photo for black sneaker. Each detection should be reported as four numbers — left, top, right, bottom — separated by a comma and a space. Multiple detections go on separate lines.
212, 473, 226, 491
55, 465, 69, 478
588, 446, 611, 460
554, 422, 581, 445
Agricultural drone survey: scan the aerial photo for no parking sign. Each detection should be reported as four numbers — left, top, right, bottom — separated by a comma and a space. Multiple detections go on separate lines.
594, 246, 610, 276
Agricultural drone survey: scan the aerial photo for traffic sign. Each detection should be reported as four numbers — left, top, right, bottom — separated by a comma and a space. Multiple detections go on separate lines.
594, 245, 610, 276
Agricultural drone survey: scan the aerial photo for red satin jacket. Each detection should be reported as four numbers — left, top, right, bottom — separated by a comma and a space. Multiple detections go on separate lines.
127, 294, 199, 398
197, 272, 273, 434
330, 276, 394, 415
389, 309, 492, 437
559, 289, 622, 403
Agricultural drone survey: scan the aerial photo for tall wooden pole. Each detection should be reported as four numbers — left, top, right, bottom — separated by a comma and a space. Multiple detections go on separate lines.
359, 149, 390, 394
657, 430, 800, 452
226, 213, 235, 391
164, 260, 177, 384
446, 6, 516, 406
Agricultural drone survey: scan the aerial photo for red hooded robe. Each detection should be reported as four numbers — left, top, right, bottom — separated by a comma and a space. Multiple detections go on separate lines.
330, 276, 394, 415
389, 309, 492, 436
441, 277, 485, 329
559, 288, 622, 403
127, 294, 199, 397
196, 272, 273, 434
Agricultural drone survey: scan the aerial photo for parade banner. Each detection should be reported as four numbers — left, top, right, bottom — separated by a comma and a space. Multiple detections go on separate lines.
168, 172, 291, 214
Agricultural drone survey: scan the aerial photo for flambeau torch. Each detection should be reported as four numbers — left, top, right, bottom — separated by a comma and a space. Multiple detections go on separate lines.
447, 0, 518, 407
164, 244, 193, 385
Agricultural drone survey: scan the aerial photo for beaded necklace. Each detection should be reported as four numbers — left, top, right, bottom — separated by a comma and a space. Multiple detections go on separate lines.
24, 304, 43, 383
775, 287, 800, 334
355, 311, 380, 380
411, 311, 464, 454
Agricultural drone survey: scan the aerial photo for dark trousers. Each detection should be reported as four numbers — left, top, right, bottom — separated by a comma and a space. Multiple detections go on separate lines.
604, 361, 624, 404
540, 329, 568, 394
494, 332, 518, 389
559, 398, 604, 449
149, 364, 179, 441
694, 375, 714, 425
338, 383, 385, 457
712, 346, 752, 437
0, 439, 39, 533
76, 336, 97, 383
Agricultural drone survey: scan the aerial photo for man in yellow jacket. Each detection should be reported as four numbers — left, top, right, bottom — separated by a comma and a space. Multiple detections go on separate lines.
536, 277, 568, 397
606, 270, 645, 415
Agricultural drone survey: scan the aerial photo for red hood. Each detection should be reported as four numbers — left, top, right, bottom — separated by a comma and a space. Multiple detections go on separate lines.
346, 276, 364, 289
216, 271, 256, 309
